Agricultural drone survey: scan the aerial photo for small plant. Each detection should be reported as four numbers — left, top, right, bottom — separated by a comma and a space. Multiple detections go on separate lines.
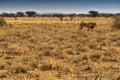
43, 50, 53, 56
41, 64, 53, 71
0, 70, 8, 78
84, 66, 92, 71
11, 66, 27, 74
0, 17, 6, 27
9, 63, 28, 74
90, 53, 101, 61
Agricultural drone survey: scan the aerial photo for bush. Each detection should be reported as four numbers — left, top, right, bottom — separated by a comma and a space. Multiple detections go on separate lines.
25, 11, 36, 17
89, 10, 99, 17
113, 16, 120, 29
0, 18, 6, 27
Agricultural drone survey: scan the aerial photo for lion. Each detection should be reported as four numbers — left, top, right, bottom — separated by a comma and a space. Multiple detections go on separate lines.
80, 22, 97, 30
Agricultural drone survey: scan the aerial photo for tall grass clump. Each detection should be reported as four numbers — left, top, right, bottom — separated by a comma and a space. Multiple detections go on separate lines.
0, 17, 7, 27
113, 16, 120, 29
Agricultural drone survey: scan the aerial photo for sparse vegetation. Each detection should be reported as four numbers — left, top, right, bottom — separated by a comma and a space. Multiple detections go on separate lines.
0, 16, 119, 80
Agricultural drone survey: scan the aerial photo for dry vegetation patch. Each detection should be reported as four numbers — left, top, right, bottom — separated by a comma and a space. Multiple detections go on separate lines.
113, 16, 120, 29
0, 17, 119, 80
0, 17, 7, 27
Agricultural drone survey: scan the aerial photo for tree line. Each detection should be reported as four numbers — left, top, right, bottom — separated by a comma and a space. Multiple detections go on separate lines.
0, 10, 120, 21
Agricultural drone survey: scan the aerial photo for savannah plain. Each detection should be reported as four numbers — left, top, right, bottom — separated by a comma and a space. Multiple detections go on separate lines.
0, 17, 120, 80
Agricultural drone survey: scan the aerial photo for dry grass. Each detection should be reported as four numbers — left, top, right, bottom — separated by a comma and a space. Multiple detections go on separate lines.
0, 17, 119, 80
0, 17, 7, 27
113, 16, 120, 29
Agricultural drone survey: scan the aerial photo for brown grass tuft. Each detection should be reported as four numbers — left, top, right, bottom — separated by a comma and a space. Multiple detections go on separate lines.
0, 17, 7, 27
113, 16, 120, 29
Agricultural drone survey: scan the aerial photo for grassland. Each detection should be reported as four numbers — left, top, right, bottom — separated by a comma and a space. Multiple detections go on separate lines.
0, 17, 120, 80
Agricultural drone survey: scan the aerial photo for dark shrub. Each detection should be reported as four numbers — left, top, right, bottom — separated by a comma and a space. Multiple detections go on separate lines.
89, 10, 99, 17
25, 11, 36, 17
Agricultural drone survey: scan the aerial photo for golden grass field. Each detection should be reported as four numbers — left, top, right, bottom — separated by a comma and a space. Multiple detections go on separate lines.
0, 17, 120, 80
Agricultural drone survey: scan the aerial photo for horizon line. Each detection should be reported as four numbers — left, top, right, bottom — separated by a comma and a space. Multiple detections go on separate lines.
0, 11, 120, 14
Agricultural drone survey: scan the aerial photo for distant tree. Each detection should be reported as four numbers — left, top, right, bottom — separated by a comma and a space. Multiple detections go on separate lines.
35, 13, 41, 17
0, 12, 10, 17
99, 13, 114, 17
52, 14, 64, 21
25, 11, 36, 17
77, 14, 86, 17
59, 14, 64, 21
0, 12, 16, 18
9, 13, 16, 17
108, 13, 113, 17
116, 13, 120, 17
89, 10, 99, 17
69, 13, 76, 21
16, 12, 24, 17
